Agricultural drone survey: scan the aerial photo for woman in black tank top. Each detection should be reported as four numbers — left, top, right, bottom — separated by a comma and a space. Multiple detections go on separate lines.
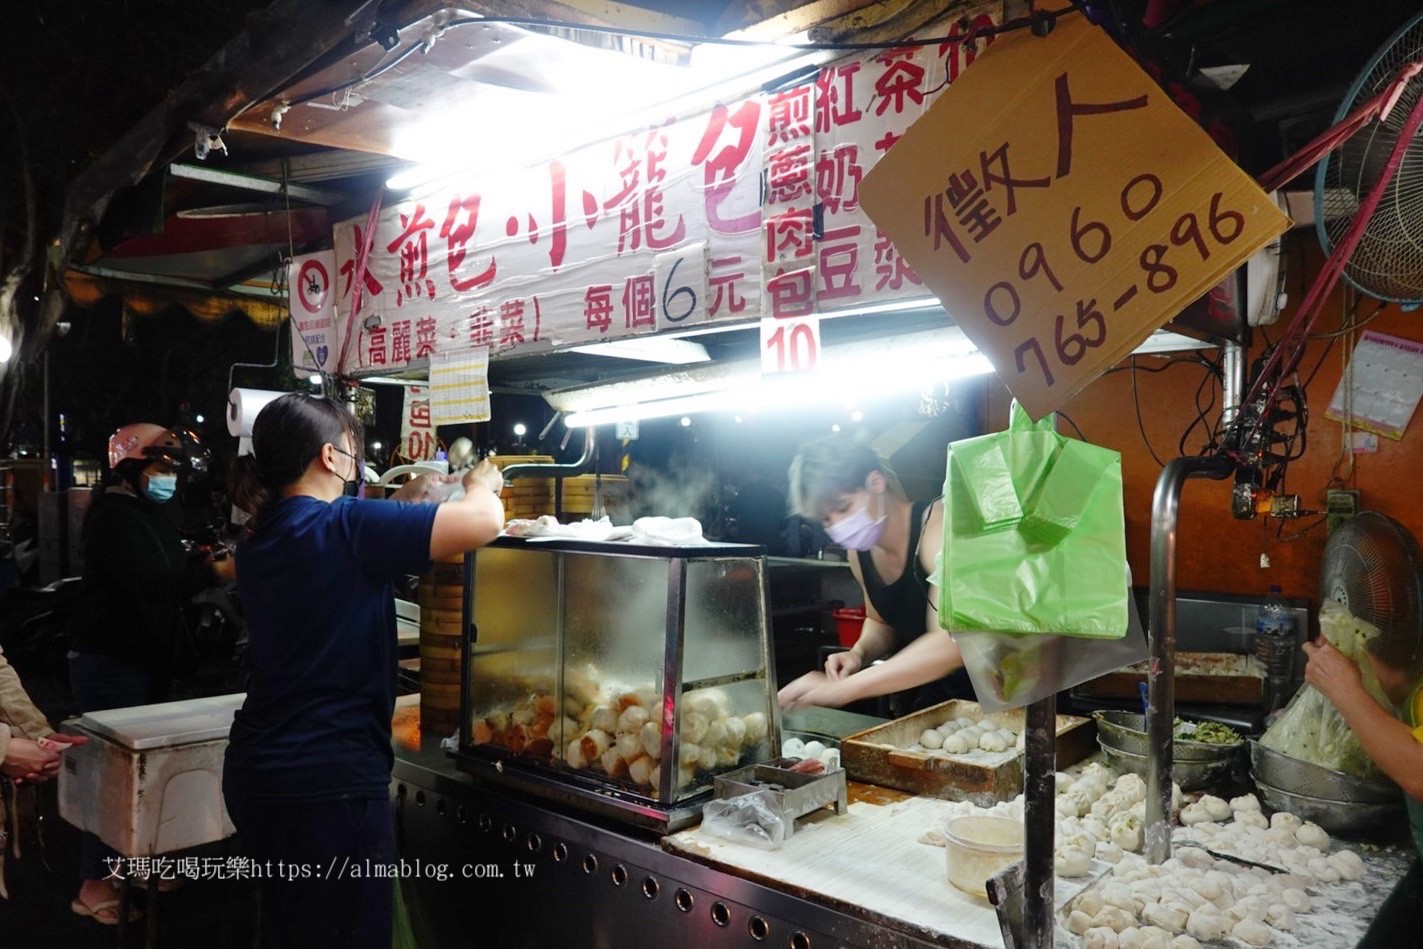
778, 436, 973, 712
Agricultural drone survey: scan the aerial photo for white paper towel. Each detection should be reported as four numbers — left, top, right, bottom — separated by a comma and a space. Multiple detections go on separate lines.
227, 388, 284, 437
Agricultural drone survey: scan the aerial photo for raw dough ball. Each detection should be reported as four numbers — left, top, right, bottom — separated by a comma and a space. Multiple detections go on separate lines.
1091, 907, 1137, 933
1330, 849, 1365, 880
1234, 810, 1269, 830
1058, 795, 1082, 818
1068, 909, 1096, 935
1076, 891, 1106, 918
1230, 918, 1273, 946
781, 737, 805, 757
1083, 816, 1111, 840
1142, 901, 1188, 932
943, 734, 971, 755
1096, 841, 1125, 864
1175, 847, 1213, 870
1116, 773, 1147, 804
1230, 793, 1262, 812
1084, 926, 1120, 949
919, 729, 944, 750
1057, 847, 1094, 878
1138, 927, 1173, 949
1110, 814, 1144, 852
1170, 937, 1203, 949
1231, 896, 1270, 922
1185, 908, 1229, 941
1266, 904, 1296, 930
1308, 857, 1341, 883
1269, 811, 1303, 833
1118, 928, 1146, 949
1295, 821, 1330, 850
1281, 888, 1311, 913
1100, 884, 1136, 913
742, 712, 769, 743
979, 731, 1011, 753
1179, 802, 1211, 825
1199, 795, 1232, 821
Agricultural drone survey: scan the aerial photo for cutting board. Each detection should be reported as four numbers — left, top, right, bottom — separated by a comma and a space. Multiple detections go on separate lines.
663, 785, 1095, 948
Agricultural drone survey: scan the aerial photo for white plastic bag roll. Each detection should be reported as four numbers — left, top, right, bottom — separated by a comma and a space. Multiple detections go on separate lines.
227, 388, 284, 437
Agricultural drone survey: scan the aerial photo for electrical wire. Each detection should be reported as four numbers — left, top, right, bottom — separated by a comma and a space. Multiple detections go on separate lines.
1056, 412, 1086, 441
1130, 356, 1167, 467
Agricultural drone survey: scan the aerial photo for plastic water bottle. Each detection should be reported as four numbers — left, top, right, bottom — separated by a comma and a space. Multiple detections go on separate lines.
1255, 585, 1295, 704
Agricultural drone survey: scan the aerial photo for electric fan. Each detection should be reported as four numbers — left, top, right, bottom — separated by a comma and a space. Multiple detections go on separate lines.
1316, 11, 1423, 303
1319, 512, 1423, 672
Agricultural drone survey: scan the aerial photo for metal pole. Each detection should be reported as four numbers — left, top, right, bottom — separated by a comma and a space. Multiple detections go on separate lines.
42, 350, 50, 486
1022, 693, 1056, 947
1145, 455, 1233, 862
1219, 340, 1246, 429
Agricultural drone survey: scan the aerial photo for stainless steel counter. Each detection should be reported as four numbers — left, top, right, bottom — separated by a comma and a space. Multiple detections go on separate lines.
391, 740, 969, 949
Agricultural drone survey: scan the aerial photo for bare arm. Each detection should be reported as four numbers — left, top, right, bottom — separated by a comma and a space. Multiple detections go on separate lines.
429, 461, 506, 560
786, 630, 964, 710
825, 554, 895, 679
1305, 640, 1423, 800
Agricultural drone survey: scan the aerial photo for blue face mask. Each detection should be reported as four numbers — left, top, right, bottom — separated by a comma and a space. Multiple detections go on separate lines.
143, 473, 178, 504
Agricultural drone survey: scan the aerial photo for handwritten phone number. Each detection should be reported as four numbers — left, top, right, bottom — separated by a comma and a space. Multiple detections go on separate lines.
983, 175, 1246, 388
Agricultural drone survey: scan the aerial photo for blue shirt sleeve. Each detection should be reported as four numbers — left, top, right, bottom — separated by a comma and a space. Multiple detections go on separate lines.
336, 497, 439, 581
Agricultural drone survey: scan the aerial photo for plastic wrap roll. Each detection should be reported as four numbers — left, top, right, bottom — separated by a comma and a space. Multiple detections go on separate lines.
227, 388, 284, 437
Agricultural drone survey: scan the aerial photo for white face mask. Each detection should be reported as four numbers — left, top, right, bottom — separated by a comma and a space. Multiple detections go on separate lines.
825, 489, 887, 551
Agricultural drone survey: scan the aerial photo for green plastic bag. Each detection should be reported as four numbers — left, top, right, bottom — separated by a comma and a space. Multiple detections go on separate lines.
939, 400, 1129, 639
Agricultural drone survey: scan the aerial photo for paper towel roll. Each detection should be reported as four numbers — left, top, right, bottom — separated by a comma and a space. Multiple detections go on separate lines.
227, 388, 284, 437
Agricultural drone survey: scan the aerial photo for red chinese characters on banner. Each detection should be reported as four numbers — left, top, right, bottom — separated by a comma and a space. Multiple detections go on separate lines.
768, 87, 812, 145
386, 205, 438, 306
709, 256, 750, 317
367, 325, 388, 366
817, 144, 863, 215
767, 267, 814, 318
872, 48, 926, 117
415, 317, 438, 359
585, 285, 614, 333
338, 225, 384, 299
606, 128, 687, 255
439, 194, 496, 292
391, 319, 413, 364
499, 298, 541, 348
818, 225, 862, 302
504, 161, 601, 271
623, 275, 655, 329
403, 388, 436, 461
815, 62, 863, 133
937, 13, 997, 85
691, 101, 762, 235
469, 306, 495, 347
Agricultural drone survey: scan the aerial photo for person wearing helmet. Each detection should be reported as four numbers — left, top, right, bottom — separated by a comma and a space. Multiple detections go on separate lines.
66, 422, 231, 924
222, 393, 503, 949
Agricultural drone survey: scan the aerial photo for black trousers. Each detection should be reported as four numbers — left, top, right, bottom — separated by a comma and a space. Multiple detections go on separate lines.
224, 789, 396, 949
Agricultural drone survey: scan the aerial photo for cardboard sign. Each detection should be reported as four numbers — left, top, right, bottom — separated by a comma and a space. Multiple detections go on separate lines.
860, 13, 1290, 419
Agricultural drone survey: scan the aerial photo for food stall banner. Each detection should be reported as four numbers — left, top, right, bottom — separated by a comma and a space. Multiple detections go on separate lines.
859, 12, 1291, 420
288, 251, 339, 375
400, 385, 436, 461
328, 3, 1003, 375
333, 94, 766, 374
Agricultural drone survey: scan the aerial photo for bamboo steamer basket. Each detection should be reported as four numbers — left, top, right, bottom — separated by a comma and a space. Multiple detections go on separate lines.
418, 555, 466, 737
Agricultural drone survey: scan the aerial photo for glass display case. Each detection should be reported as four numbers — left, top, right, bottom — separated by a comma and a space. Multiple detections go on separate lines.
455, 536, 779, 831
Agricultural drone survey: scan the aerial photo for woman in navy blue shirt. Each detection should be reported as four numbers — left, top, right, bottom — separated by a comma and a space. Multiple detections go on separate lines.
225, 393, 503, 948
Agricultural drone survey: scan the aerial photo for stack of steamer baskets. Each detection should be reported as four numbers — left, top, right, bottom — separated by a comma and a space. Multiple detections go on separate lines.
417, 556, 465, 739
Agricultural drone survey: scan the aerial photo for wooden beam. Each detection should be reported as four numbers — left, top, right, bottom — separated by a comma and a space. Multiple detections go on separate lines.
810, 0, 998, 45
716, 0, 886, 40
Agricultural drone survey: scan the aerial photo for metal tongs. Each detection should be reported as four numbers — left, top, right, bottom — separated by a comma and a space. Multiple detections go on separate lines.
1175, 838, 1288, 874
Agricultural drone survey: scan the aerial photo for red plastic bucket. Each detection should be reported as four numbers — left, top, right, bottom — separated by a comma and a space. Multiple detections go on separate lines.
832, 606, 866, 648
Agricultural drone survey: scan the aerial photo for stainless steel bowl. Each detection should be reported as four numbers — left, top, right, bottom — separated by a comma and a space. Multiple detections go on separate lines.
1099, 743, 1236, 792
1253, 778, 1403, 836
1250, 740, 1398, 804
1093, 710, 1243, 762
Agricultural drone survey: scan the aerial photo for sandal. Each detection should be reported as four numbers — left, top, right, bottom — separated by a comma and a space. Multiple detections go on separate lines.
70, 896, 142, 925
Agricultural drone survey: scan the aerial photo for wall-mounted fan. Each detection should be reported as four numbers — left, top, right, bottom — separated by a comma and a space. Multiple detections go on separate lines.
1316, 11, 1423, 304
